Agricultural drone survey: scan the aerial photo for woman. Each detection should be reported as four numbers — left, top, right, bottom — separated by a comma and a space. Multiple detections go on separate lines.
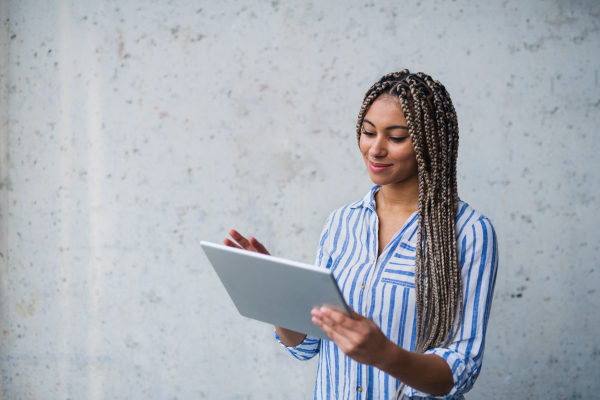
224, 70, 498, 400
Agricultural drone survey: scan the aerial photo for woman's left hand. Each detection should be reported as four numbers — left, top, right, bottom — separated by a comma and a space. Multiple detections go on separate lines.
313, 307, 454, 396
311, 307, 393, 367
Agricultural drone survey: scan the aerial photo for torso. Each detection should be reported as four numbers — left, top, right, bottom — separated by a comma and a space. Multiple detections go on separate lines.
281, 186, 498, 400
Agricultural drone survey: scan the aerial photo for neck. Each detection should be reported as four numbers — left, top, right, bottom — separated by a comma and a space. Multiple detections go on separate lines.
376, 175, 419, 213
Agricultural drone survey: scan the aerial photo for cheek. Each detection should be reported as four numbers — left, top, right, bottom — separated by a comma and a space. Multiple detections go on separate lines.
394, 145, 416, 163
391, 147, 418, 174
359, 136, 370, 157
407, 147, 417, 164
406, 150, 419, 173
403, 141, 417, 164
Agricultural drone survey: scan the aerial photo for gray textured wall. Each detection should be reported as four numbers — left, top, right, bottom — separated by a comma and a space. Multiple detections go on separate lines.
1, 0, 598, 399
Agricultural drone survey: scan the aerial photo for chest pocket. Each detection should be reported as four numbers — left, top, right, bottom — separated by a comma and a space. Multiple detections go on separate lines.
380, 241, 416, 289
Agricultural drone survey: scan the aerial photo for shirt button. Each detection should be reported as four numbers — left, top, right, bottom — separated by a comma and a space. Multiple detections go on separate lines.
361, 284, 365, 290
357, 386, 363, 392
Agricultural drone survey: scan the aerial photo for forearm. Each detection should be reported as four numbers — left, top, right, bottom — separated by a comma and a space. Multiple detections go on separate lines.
375, 340, 454, 396
275, 326, 307, 347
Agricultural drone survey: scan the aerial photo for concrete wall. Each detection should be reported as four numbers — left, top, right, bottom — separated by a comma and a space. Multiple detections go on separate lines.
1, 0, 598, 398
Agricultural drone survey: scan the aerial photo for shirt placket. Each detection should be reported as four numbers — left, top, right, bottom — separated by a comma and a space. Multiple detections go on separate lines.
362, 210, 381, 315
356, 209, 380, 399
355, 368, 366, 399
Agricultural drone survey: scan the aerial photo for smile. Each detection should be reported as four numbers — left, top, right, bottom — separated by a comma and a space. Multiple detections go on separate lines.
368, 160, 393, 173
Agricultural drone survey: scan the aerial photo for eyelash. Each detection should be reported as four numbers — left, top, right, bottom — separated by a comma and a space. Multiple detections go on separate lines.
362, 128, 407, 143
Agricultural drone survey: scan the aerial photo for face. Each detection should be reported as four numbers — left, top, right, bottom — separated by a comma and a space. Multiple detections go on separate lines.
359, 97, 419, 187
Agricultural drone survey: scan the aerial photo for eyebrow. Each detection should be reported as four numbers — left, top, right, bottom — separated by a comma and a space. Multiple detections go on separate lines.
363, 118, 408, 130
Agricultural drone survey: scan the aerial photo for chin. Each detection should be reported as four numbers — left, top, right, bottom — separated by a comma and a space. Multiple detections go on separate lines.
367, 174, 390, 187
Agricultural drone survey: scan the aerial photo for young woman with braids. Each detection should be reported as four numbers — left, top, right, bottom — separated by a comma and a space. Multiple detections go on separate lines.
224, 70, 498, 400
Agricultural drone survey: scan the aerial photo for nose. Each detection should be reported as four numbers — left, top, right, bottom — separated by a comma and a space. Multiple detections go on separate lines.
369, 135, 387, 159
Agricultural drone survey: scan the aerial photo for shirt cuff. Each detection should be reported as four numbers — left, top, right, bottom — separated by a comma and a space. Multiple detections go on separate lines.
274, 328, 321, 361
403, 348, 477, 399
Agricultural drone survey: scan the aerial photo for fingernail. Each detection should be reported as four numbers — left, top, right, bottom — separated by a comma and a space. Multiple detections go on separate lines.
320, 307, 327, 313
312, 317, 320, 325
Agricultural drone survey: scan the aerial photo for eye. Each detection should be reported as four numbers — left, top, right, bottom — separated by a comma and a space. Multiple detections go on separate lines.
361, 126, 375, 137
390, 137, 408, 143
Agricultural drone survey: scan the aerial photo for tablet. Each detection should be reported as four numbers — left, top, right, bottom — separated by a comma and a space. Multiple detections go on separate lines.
200, 241, 351, 341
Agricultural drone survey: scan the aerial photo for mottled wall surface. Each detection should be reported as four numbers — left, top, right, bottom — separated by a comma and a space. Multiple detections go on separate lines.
1, 0, 598, 399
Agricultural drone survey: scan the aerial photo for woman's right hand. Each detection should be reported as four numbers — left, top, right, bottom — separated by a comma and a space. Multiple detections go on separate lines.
223, 229, 270, 255
223, 228, 307, 347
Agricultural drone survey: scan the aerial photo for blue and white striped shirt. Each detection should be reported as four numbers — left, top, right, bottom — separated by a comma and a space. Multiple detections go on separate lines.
275, 186, 498, 400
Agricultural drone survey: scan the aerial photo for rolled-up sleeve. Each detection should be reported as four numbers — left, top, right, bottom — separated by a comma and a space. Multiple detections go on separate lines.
274, 329, 321, 360
405, 216, 499, 399
274, 211, 336, 361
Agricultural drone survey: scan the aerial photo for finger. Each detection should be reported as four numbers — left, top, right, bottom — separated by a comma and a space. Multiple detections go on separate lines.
317, 308, 372, 346
317, 305, 363, 321
312, 308, 349, 331
312, 314, 340, 339
321, 316, 357, 341
320, 307, 359, 329
223, 238, 243, 249
313, 315, 354, 349
228, 229, 255, 251
312, 308, 357, 339
249, 237, 270, 255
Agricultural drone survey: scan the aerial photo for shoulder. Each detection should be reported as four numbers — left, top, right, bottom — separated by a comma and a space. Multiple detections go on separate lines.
455, 199, 496, 243
322, 186, 378, 231
455, 199, 498, 271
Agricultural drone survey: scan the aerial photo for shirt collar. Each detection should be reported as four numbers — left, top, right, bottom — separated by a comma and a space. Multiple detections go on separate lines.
350, 186, 461, 216
350, 185, 380, 212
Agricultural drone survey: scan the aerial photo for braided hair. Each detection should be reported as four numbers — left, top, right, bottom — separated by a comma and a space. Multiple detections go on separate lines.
357, 70, 462, 394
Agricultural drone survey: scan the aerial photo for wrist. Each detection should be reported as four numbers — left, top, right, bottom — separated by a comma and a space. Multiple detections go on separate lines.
374, 338, 407, 372
275, 326, 307, 347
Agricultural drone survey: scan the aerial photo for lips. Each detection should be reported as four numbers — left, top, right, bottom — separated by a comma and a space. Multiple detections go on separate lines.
368, 160, 392, 173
